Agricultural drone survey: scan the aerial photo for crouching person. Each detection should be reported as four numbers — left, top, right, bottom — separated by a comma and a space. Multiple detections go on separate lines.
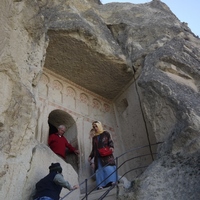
33, 163, 79, 200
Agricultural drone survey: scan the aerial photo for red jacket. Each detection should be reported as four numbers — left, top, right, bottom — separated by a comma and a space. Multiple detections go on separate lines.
48, 133, 76, 159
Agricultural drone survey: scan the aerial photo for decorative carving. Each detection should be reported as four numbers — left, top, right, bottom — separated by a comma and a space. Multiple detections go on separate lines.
41, 74, 49, 85
66, 86, 76, 97
92, 99, 101, 109
103, 103, 110, 112
52, 80, 63, 91
80, 93, 89, 104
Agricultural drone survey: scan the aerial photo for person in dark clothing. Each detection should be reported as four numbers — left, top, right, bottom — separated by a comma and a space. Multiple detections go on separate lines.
33, 163, 79, 200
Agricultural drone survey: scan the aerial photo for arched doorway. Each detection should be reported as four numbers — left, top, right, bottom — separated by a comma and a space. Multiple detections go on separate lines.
48, 109, 79, 173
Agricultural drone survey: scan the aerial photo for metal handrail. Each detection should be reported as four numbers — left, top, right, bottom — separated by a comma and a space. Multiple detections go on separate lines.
59, 142, 163, 200
98, 183, 115, 200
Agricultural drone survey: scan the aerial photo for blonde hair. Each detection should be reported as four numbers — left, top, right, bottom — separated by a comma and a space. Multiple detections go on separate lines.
92, 121, 104, 135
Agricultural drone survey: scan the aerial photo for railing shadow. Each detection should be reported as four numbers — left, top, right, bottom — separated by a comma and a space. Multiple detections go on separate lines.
60, 142, 163, 200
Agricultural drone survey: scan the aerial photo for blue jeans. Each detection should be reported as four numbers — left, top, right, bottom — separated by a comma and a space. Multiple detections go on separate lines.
34, 197, 54, 200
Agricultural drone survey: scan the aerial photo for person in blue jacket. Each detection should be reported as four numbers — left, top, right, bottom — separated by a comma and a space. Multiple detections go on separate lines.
33, 163, 78, 200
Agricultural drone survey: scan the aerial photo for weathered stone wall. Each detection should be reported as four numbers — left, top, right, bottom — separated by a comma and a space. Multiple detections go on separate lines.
0, 0, 200, 199
0, 0, 48, 199
114, 79, 157, 177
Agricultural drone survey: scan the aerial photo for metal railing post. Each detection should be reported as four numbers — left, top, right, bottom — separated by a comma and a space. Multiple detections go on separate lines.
116, 156, 119, 197
85, 179, 88, 200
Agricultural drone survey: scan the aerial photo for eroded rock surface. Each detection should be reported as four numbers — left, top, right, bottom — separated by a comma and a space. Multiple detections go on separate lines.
0, 0, 200, 199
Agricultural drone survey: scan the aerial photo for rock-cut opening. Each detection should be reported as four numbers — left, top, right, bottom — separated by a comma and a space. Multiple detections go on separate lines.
48, 109, 79, 173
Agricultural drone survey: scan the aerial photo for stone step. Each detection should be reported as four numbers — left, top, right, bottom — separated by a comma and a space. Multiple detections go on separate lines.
80, 184, 124, 200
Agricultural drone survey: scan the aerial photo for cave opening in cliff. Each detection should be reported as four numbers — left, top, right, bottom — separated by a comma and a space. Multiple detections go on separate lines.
40, 29, 157, 182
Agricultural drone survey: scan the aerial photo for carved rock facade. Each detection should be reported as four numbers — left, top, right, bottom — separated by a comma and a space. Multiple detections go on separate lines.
0, 0, 199, 199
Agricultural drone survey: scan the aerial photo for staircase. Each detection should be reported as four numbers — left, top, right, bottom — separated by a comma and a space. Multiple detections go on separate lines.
80, 184, 124, 200
60, 143, 161, 200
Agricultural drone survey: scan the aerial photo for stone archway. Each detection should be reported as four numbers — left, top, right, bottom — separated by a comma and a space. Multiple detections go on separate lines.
48, 109, 79, 173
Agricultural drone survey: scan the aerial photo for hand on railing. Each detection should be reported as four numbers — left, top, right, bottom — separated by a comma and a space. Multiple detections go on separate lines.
71, 184, 79, 191
110, 147, 114, 153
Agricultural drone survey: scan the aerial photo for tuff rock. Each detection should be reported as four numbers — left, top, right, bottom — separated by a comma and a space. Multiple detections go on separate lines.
0, 0, 200, 199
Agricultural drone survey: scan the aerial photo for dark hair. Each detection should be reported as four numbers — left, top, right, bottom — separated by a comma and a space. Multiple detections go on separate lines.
49, 163, 62, 173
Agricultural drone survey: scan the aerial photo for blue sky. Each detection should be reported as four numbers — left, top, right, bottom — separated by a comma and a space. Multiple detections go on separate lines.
101, 0, 200, 37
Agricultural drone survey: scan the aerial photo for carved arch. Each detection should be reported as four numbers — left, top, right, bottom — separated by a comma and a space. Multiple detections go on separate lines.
48, 109, 79, 173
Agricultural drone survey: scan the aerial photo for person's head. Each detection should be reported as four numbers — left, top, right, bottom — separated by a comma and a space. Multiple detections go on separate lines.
57, 125, 66, 136
49, 163, 62, 173
92, 121, 104, 135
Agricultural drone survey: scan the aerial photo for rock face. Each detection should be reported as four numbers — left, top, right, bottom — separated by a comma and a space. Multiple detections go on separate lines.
0, 0, 200, 200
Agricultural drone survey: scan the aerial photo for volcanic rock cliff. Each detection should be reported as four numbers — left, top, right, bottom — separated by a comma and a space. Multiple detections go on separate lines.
0, 0, 200, 199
